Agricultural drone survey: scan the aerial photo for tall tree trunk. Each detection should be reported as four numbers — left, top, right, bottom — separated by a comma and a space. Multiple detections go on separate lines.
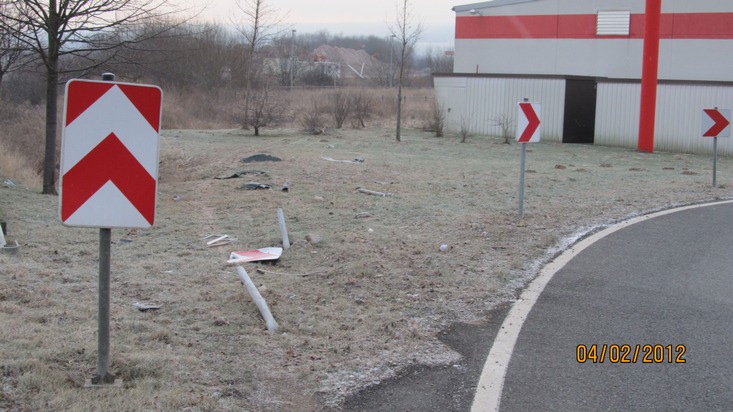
242, 46, 253, 130
42, 64, 58, 194
396, 83, 402, 142
42, 5, 59, 195
395, 43, 406, 142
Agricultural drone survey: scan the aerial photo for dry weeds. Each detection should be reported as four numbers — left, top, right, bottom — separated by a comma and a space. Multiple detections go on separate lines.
1, 125, 731, 410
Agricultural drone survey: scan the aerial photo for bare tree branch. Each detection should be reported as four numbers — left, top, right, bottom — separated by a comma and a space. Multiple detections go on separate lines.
0, 0, 193, 194
389, 0, 422, 142
232, 0, 288, 130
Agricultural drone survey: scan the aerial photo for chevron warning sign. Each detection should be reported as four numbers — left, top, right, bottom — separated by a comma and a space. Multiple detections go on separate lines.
516, 102, 541, 143
59, 79, 163, 228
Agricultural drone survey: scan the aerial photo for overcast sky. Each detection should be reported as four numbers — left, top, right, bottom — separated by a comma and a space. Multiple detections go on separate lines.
196, 0, 459, 50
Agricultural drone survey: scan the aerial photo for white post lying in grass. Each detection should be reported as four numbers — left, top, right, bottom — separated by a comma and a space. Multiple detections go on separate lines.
236, 266, 279, 332
277, 208, 290, 249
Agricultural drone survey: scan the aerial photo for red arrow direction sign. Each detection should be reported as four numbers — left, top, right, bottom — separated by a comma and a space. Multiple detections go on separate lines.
59, 79, 162, 228
517, 102, 541, 143
702, 108, 731, 137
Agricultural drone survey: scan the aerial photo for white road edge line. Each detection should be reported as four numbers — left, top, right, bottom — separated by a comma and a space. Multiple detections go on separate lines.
471, 200, 733, 412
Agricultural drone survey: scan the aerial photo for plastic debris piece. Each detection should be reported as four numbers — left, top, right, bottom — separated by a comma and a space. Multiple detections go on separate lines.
239, 182, 272, 190
202, 234, 236, 247
215, 170, 269, 179
241, 154, 282, 163
133, 302, 161, 312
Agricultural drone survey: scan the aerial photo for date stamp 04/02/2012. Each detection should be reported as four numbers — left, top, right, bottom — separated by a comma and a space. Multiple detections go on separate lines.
576, 344, 687, 364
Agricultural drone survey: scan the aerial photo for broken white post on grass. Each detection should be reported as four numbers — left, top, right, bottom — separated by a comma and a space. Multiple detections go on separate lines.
356, 187, 393, 197
277, 208, 290, 249
0, 224, 5, 247
236, 266, 279, 332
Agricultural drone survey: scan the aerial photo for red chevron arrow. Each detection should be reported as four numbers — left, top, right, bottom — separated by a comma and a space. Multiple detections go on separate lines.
518, 103, 540, 143
703, 109, 731, 137
61, 133, 156, 225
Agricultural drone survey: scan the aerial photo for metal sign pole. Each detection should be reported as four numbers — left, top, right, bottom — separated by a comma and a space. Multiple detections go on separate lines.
518, 143, 526, 217
713, 136, 718, 188
94, 227, 114, 384
92, 72, 116, 385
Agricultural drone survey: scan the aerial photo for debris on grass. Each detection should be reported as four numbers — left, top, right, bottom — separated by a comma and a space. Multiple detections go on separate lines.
202, 234, 237, 247
227, 247, 283, 264
241, 154, 282, 163
356, 187, 393, 197
277, 208, 290, 249
236, 266, 279, 332
321, 145, 365, 163
239, 182, 272, 190
132, 302, 161, 312
255, 267, 326, 277
215, 170, 269, 179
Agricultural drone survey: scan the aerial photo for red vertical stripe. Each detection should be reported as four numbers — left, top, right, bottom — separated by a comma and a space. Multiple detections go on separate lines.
638, 0, 662, 153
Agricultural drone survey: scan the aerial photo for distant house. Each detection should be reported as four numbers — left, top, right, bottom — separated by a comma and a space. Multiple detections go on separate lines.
304, 45, 388, 86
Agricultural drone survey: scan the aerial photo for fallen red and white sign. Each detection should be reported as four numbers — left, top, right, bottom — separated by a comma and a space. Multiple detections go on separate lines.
516, 102, 541, 143
59, 79, 163, 228
702, 108, 731, 138
228, 247, 283, 264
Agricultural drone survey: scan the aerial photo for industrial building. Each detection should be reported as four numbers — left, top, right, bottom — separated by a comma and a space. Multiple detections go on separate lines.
435, 0, 733, 155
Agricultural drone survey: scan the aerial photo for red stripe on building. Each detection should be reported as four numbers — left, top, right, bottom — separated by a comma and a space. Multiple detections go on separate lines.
456, 13, 733, 40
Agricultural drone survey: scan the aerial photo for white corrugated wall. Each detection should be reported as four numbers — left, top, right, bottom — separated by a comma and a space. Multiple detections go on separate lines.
596, 81, 733, 156
434, 76, 566, 142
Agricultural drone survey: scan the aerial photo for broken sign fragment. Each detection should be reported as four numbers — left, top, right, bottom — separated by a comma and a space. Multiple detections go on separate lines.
201, 234, 237, 247
215, 170, 268, 180
133, 302, 161, 312
238, 182, 272, 190
228, 247, 283, 264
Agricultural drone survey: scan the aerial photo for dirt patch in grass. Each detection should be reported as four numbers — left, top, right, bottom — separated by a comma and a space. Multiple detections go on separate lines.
1, 128, 731, 410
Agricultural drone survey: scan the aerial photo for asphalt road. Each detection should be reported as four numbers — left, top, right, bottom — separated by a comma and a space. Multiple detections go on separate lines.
347, 201, 733, 411
499, 201, 733, 411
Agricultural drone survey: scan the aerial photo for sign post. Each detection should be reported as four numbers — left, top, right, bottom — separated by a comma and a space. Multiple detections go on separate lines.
702, 108, 731, 188
59, 74, 162, 385
516, 99, 541, 217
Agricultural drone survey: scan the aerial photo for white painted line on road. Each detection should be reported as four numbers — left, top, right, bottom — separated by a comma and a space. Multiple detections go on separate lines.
471, 200, 733, 412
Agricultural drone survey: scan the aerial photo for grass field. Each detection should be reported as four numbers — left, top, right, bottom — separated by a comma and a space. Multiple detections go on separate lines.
1, 84, 733, 409
2, 124, 732, 410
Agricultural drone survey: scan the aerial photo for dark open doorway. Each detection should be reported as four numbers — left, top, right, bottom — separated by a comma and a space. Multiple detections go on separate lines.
563, 79, 597, 144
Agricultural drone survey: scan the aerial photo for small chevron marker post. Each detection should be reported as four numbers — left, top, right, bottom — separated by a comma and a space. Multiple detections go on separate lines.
701, 108, 731, 188
516, 100, 541, 217
60, 75, 162, 387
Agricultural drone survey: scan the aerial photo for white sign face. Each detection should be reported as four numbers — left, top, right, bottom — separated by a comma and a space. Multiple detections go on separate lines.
702, 108, 731, 138
517, 102, 541, 143
59, 80, 163, 228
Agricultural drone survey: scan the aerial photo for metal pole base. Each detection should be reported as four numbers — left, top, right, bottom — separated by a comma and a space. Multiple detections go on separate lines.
90, 372, 117, 385
85, 376, 122, 388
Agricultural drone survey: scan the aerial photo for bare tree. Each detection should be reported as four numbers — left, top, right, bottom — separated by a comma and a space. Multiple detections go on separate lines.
247, 81, 287, 136
423, 46, 453, 74
351, 89, 374, 128
389, 0, 422, 142
0, 0, 180, 195
0, 2, 26, 88
328, 89, 352, 129
233, 0, 286, 130
492, 113, 514, 145
459, 117, 470, 143
299, 97, 327, 135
